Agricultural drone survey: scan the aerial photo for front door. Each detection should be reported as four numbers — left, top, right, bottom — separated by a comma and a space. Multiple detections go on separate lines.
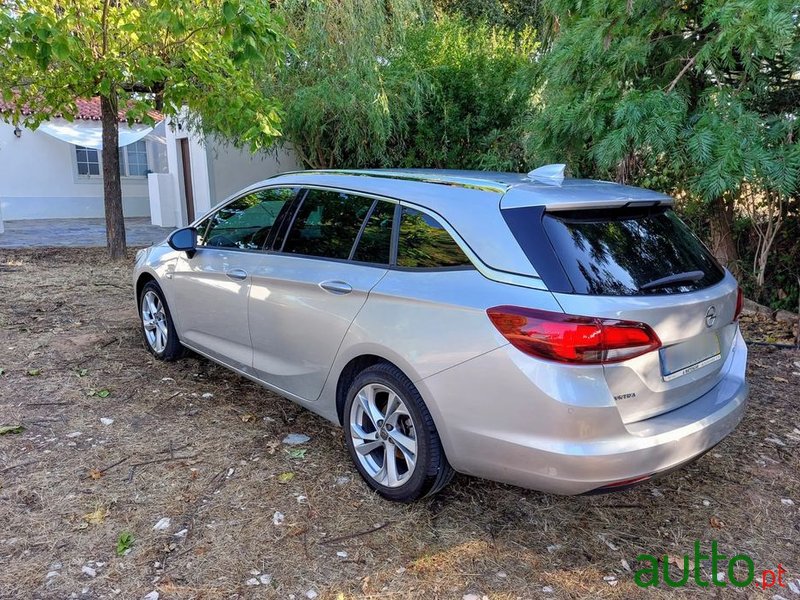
170, 187, 297, 371
248, 189, 395, 400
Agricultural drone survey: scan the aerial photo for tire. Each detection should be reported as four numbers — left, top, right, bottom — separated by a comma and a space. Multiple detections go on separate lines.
138, 280, 184, 361
343, 362, 454, 502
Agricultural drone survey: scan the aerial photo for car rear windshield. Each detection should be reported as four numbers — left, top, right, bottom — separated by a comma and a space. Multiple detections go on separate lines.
504, 205, 725, 295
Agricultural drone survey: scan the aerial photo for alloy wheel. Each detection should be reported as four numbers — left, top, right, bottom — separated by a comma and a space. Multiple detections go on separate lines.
141, 290, 168, 354
349, 383, 418, 488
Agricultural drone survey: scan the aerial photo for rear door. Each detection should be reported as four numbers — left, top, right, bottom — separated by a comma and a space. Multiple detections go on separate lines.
247, 189, 393, 400
503, 204, 740, 423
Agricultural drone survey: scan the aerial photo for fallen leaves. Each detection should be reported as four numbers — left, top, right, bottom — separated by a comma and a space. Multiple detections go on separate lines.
709, 516, 726, 529
288, 448, 307, 459
26, 368, 41, 376
88, 468, 103, 480
0, 424, 25, 435
278, 472, 295, 483
83, 506, 109, 525
240, 414, 256, 423
87, 388, 111, 398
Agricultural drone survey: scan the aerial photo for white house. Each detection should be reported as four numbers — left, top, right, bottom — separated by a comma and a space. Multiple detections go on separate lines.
0, 97, 300, 232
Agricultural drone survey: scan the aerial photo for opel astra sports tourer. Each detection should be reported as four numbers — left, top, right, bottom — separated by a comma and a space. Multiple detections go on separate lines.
133, 166, 748, 502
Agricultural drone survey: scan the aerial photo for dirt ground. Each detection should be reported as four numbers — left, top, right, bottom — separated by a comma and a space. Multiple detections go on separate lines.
1, 248, 799, 600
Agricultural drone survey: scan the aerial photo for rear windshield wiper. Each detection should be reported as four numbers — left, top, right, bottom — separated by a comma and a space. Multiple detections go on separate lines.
639, 270, 705, 292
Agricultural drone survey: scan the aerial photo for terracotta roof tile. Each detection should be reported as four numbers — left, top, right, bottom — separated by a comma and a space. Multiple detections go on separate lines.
0, 97, 163, 123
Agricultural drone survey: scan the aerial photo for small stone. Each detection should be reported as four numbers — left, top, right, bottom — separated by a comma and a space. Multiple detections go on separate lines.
651, 488, 663, 497
604, 575, 617, 585
283, 433, 311, 445
546, 544, 561, 553
248, 569, 260, 576
335, 476, 350, 486
46, 571, 59, 579
201, 392, 213, 398
702, 500, 710, 507
245, 578, 260, 586
81, 565, 97, 578
258, 574, 272, 585
786, 580, 799, 594
273, 511, 285, 526
142, 593, 159, 600
50, 562, 62, 570
496, 571, 507, 578
153, 517, 171, 531
337, 551, 348, 558
66, 432, 82, 438
781, 498, 795, 506
174, 528, 188, 538
305, 590, 318, 599
542, 587, 554, 593
621, 559, 631, 572
462, 595, 480, 600
296, 495, 308, 504
100, 418, 114, 426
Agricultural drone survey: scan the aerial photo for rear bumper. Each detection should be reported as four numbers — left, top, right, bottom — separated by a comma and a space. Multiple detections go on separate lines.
418, 328, 748, 495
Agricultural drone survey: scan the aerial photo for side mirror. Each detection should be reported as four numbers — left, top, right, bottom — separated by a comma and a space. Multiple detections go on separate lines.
168, 227, 197, 257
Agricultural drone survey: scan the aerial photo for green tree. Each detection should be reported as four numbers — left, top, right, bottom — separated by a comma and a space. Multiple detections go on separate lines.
388, 15, 538, 170
0, 0, 286, 258
528, 0, 800, 272
270, 0, 426, 169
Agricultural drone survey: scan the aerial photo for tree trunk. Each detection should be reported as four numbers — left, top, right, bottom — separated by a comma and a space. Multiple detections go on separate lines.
708, 196, 738, 274
100, 93, 127, 259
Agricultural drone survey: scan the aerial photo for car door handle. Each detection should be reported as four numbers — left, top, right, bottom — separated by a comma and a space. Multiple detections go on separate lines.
319, 280, 353, 295
225, 268, 248, 281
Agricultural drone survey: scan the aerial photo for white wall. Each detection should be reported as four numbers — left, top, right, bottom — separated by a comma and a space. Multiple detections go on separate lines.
205, 138, 301, 207
0, 121, 152, 220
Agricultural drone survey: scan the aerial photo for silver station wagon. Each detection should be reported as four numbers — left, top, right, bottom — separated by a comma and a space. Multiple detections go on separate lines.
133, 167, 748, 502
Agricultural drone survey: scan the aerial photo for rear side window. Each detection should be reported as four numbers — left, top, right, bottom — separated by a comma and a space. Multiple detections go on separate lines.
282, 189, 373, 259
397, 207, 472, 268
509, 206, 724, 295
200, 187, 295, 250
352, 200, 394, 264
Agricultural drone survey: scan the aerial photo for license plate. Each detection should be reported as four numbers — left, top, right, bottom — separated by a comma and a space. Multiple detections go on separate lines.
660, 332, 721, 382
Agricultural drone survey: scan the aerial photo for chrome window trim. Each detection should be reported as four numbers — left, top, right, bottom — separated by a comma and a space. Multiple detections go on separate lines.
187, 182, 547, 291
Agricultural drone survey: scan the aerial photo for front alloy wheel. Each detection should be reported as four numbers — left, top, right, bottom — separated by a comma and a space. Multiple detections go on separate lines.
138, 280, 183, 361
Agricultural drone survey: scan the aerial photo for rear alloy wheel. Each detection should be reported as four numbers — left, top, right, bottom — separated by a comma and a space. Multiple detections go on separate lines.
139, 281, 184, 361
343, 363, 453, 502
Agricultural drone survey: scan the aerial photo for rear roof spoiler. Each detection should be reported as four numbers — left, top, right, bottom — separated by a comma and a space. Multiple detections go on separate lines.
500, 183, 673, 211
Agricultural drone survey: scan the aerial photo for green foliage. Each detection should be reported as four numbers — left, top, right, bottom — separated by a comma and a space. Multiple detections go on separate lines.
271, 0, 426, 168
528, 0, 800, 200
0, 0, 288, 149
388, 15, 538, 170
116, 531, 134, 556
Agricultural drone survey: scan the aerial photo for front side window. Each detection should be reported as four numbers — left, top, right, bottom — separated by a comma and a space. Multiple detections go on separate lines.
200, 187, 296, 250
75, 146, 100, 176
281, 189, 374, 260
397, 207, 471, 268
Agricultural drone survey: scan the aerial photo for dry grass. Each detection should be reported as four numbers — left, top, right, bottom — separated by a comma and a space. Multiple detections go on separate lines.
0, 248, 798, 599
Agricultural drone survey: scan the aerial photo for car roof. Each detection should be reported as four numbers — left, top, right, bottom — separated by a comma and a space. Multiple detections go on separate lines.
252, 169, 673, 279
263, 168, 672, 209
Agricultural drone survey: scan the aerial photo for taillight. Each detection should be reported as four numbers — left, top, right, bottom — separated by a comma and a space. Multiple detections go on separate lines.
486, 306, 661, 364
733, 287, 743, 322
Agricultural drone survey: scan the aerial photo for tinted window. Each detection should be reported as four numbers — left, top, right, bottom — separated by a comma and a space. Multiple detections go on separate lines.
397, 207, 471, 268
201, 188, 295, 250
352, 201, 394, 264
282, 189, 373, 259
540, 207, 725, 295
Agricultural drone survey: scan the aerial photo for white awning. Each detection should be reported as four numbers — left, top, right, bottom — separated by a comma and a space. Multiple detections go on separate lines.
38, 118, 158, 149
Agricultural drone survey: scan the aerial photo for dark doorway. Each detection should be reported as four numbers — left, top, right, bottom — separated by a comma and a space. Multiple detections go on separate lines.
179, 138, 195, 224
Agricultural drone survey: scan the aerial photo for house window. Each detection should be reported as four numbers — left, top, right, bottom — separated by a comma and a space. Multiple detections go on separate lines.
75, 146, 100, 176
121, 140, 149, 177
